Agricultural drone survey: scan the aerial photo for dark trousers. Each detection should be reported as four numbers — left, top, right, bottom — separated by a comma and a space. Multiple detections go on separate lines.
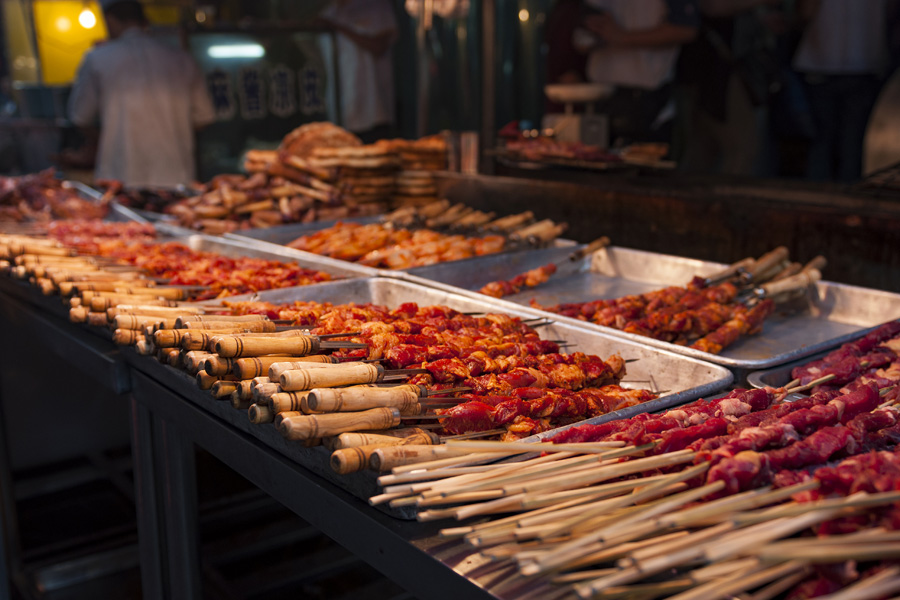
803, 73, 881, 183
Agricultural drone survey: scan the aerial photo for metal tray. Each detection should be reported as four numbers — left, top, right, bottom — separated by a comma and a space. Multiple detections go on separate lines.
225, 215, 384, 246
183, 233, 379, 280
225, 218, 577, 274
745, 351, 831, 390
404, 245, 900, 382
194, 276, 732, 518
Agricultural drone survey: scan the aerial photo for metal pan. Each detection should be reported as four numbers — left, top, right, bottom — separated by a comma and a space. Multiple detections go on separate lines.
402, 246, 900, 383
745, 353, 827, 390
183, 233, 378, 280
222, 276, 733, 420
225, 217, 577, 273
197, 275, 731, 518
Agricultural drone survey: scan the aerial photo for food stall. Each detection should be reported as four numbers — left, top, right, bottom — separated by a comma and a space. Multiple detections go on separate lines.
3, 2, 900, 600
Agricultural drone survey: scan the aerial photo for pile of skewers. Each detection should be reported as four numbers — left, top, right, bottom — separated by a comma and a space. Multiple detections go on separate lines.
83, 293, 659, 474
158, 124, 449, 234
531, 247, 826, 355
0, 220, 335, 311
361, 322, 900, 598
286, 201, 566, 269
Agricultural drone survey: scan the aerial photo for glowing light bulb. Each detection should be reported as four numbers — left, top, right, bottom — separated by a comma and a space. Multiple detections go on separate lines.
518, 9, 530, 22
79, 8, 97, 29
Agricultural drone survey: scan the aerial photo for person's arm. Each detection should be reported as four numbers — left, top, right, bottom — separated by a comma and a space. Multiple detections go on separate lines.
700, 0, 785, 18
187, 60, 216, 131
327, 23, 395, 56
585, 0, 699, 49
586, 14, 697, 47
68, 53, 100, 128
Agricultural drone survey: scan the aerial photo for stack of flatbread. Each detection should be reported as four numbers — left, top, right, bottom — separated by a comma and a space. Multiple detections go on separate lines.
306, 145, 401, 208
373, 135, 447, 208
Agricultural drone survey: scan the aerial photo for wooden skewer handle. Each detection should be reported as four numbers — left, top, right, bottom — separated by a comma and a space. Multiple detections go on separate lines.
68, 280, 156, 295
109, 305, 202, 318
174, 314, 265, 327
211, 380, 239, 399
279, 364, 381, 391
280, 407, 400, 441
744, 246, 789, 281
236, 380, 255, 401
332, 430, 440, 450
114, 314, 177, 331
705, 257, 755, 283
330, 432, 441, 475
180, 329, 250, 351
570, 237, 611, 261
113, 328, 141, 346
91, 296, 169, 312
233, 356, 295, 379
802, 255, 827, 273
252, 383, 282, 402
183, 351, 212, 373
114, 286, 188, 300
760, 268, 821, 298
248, 403, 275, 424
69, 306, 88, 323
307, 386, 420, 412
203, 355, 235, 377
369, 445, 471, 472
196, 370, 218, 390
269, 392, 313, 414
179, 320, 275, 333
215, 335, 320, 358
267, 359, 351, 380
230, 391, 252, 410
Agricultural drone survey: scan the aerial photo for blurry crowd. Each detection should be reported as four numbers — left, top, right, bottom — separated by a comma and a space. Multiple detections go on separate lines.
545, 0, 900, 182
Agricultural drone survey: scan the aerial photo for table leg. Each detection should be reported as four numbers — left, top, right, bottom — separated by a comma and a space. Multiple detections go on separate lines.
130, 397, 167, 600
156, 418, 201, 600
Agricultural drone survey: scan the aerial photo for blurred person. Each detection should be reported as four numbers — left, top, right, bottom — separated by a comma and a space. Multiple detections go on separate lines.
576, 0, 700, 145
319, 0, 398, 143
677, 0, 787, 176
67, 0, 215, 187
545, 0, 590, 113
793, 0, 892, 182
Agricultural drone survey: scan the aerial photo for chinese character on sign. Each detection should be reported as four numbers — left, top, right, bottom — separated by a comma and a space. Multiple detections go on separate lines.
206, 69, 236, 121
299, 66, 324, 115
238, 66, 267, 119
269, 65, 296, 118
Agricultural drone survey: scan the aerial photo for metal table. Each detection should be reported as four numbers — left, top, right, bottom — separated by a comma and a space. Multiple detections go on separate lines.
125, 361, 507, 600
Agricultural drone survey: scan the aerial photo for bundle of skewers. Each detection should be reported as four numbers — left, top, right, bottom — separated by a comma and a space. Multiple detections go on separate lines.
286, 201, 567, 269
523, 246, 827, 355
86, 294, 660, 474
0, 220, 335, 313
360, 324, 900, 598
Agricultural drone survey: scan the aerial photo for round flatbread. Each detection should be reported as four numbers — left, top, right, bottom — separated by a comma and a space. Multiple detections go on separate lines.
279, 122, 361, 158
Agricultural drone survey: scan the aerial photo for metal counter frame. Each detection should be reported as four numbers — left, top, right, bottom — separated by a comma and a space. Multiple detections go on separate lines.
127, 368, 504, 600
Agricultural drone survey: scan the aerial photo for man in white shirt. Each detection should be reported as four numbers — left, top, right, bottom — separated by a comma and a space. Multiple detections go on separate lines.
793, 0, 891, 182
68, 0, 215, 187
579, 0, 699, 145
319, 0, 398, 142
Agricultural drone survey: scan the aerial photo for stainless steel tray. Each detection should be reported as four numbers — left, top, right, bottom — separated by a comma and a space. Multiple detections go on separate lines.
403, 245, 900, 381
745, 351, 830, 390
225, 218, 577, 274
223, 276, 733, 425
225, 215, 384, 246
183, 233, 379, 280
200, 275, 732, 518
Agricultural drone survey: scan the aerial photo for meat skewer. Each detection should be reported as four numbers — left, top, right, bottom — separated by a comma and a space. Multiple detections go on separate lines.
479, 237, 612, 299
